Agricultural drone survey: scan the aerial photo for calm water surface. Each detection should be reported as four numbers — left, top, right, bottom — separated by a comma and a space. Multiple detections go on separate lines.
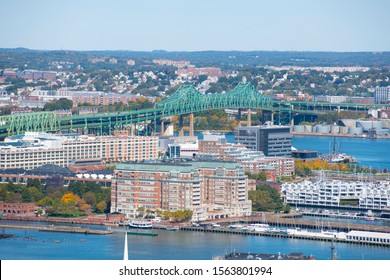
1, 222, 389, 260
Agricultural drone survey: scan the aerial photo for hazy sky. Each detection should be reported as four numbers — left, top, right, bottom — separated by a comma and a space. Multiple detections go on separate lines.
1, 0, 389, 52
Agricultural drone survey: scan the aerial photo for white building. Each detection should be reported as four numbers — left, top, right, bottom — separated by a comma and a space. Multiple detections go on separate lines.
282, 180, 390, 210
0, 132, 158, 170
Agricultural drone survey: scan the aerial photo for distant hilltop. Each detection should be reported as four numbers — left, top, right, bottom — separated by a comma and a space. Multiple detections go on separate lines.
1, 48, 390, 68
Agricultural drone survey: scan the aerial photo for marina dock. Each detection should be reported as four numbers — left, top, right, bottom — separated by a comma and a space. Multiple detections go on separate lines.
178, 226, 390, 247
240, 213, 390, 234
0, 224, 113, 235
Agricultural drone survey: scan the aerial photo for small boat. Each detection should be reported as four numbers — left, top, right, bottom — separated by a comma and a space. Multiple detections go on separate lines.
129, 220, 153, 229
248, 223, 270, 232
166, 226, 179, 231
213, 252, 316, 260
365, 217, 375, 221
228, 224, 243, 229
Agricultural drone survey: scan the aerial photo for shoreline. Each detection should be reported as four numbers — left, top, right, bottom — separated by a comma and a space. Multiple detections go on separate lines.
291, 132, 390, 139
196, 130, 390, 139
2, 212, 389, 234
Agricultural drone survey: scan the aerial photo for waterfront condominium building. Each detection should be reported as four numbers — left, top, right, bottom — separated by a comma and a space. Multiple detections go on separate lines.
282, 180, 390, 210
198, 140, 294, 176
0, 132, 158, 170
234, 125, 292, 157
111, 160, 252, 220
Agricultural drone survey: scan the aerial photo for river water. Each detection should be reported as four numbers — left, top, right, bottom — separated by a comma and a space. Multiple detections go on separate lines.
0, 222, 389, 260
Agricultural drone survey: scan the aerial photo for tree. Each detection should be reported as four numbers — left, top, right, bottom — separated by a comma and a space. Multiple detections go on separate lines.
28, 187, 43, 202
43, 98, 73, 111
61, 193, 80, 205
256, 172, 267, 181
96, 200, 107, 213
136, 206, 145, 218
37, 196, 53, 207
83, 192, 97, 207
0, 187, 6, 201
21, 187, 32, 202
27, 178, 43, 192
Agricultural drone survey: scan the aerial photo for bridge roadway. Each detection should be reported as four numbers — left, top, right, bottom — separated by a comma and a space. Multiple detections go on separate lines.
0, 82, 385, 138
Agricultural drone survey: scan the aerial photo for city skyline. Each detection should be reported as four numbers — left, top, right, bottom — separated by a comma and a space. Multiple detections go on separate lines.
0, 0, 389, 52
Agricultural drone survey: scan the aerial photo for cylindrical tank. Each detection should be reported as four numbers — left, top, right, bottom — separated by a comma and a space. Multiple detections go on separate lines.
304, 125, 313, 133
293, 125, 305, 133
348, 127, 363, 135
330, 125, 340, 134
316, 125, 330, 133
340, 126, 349, 134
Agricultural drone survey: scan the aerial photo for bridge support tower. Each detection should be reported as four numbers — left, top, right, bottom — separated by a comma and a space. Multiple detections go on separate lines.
237, 109, 252, 126
178, 113, 194, 137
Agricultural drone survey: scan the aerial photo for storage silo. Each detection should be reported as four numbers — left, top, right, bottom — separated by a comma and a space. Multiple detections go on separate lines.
316, 124, 330, 133
348, 127, 363, 135
293, 125, 305, 133
339, 126, 349, 135
330, 125, 340, 134
304, 125, 313, 133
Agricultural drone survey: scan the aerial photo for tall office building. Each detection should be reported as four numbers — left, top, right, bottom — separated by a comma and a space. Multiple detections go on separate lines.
374, 87, 390, 104
234, 125, 292, 157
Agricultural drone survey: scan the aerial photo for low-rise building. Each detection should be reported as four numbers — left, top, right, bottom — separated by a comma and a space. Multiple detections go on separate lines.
198, 139, 294, 178
282, 180, 390, 210
0, 132, 158, 170
1, 202, 36, 216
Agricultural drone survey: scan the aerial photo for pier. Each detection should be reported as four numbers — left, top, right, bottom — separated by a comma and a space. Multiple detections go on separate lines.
0, 224, 113, 235
234, 212, 390, 234
177, 226, 390, 247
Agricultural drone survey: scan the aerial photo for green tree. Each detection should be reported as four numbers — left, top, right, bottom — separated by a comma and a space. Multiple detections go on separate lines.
21, 187, 32, 202
37, 196, 53, 207
43, 98, 73, 111
28, 187, 43, 202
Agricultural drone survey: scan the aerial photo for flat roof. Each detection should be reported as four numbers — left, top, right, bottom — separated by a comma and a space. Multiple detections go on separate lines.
116, 160, 242, 173
347, 230, 390, 238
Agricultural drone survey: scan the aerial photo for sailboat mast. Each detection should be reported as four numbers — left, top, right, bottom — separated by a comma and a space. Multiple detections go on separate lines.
123, 231, 128, 260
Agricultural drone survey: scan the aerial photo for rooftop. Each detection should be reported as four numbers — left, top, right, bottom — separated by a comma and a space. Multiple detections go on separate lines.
116, 160, 243, 173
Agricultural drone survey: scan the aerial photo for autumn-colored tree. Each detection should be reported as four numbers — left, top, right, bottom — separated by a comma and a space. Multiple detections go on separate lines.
61, 193, 80, 205
79, 203, 91, 212
96, 200, 107, 213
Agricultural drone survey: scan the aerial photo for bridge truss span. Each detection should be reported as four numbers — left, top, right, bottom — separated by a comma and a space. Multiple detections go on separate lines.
0, 82, 386, 138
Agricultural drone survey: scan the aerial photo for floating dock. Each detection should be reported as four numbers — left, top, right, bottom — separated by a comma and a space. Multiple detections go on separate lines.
126, 230, 158, 237
0, 224, 113, 235
179, 226, 390, 247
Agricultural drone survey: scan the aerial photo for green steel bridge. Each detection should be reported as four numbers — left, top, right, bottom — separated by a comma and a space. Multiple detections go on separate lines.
0, 82, 385, 138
